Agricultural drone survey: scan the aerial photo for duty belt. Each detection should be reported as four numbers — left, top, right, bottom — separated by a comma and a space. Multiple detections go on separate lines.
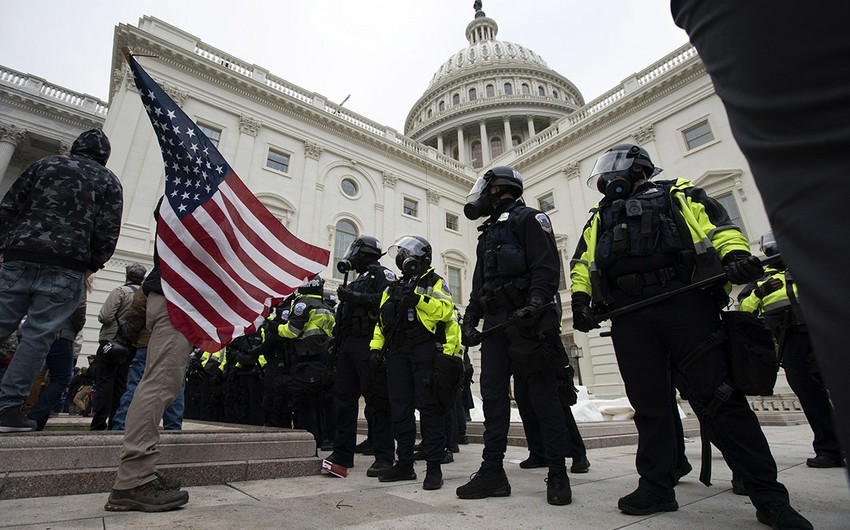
614, 266, 679, 296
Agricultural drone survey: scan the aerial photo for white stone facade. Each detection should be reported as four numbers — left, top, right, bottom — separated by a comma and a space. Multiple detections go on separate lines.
0, 11, 795, 402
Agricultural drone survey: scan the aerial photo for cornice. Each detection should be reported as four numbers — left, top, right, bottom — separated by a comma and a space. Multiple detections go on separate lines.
0, 92, 106, 130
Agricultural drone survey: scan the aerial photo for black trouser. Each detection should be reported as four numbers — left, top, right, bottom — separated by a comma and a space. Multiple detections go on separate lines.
517, 387, 586, 461
611, 288, 788, 507
480, 309, 569, 470
263, 357, 292, 428
386, 339, 445, 462
781, 330, 840, 459
236, 370, 265, 426
332, 335, 393, 461
454, 390, 468, 438
90, 341, 130, 431
672, 0, 850, 478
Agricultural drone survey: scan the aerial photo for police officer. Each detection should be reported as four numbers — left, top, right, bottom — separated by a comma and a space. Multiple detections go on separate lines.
570, 144, 811, 528
740, 232, 844, 469
325, 237, 396, 478
226, 330, 266, 426
457, 166, 572, 506
263, 298, 294, 428
277, 277, 335, 447
370, 236, 462, 490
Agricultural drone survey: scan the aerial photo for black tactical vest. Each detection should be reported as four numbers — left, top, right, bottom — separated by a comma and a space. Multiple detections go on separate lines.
480, 205, 530, 287
595, 184, 690, 272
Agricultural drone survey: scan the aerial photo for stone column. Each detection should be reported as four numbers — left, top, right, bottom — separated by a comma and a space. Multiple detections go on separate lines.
456, 126, 466, 163
503, 117, 512, 146
479, 120, 490, 166
436, 134, 444, 154
0, 123, 28, 193
526, 115, 536, 138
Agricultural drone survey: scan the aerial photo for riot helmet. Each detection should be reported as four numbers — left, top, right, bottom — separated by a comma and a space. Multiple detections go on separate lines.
388, 235, 432, 278
464, 166, 524, 220
298, 276, 325, 296
586, 144, 660, 200
760, 231, 779, 257
337, 236, 383, 274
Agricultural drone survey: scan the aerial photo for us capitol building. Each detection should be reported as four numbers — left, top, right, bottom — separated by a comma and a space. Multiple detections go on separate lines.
0, 5, 797, 409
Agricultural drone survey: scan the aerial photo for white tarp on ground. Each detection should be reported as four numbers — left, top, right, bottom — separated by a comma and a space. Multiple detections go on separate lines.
468, 386, 686, 423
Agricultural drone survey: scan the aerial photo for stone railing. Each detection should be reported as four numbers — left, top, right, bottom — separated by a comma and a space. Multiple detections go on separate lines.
510, 43, 699, 160
0, 65, 109, 116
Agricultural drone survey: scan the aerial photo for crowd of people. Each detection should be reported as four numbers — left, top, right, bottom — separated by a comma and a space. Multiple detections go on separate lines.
0, 54, 848, 527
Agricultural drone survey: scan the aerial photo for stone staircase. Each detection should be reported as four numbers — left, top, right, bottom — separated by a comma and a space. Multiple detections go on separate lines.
0, 420, 319, 500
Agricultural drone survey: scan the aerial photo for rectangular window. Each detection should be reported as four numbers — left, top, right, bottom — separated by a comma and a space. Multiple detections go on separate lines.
266, 149, 290, 173
446, 212, 459, 231
538, 192, 555, 213
447, 265, 462, 304
197, 123, 221, 147
683, 120, 715, 150
715, 192, 747, 238
403, 197, 419, 218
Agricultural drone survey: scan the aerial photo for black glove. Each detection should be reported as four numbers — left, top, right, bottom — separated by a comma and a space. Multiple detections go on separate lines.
337, 286, 369, 304
370, 349, 386, 371
754, 277, 782, 298
399, 291, 421, 310
723, 252, 764, 285
513, 295, 545, 320
461, 311, 483, 347
571, 292, 599, 333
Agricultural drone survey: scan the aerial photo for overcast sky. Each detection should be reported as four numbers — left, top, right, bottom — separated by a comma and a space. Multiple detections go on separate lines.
0, 0, 688, 133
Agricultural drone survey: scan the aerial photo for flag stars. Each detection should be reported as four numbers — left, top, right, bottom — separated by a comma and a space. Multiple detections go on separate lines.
167, 110, 176, 120
153, 106, 163, 117
186, 128, 195, 138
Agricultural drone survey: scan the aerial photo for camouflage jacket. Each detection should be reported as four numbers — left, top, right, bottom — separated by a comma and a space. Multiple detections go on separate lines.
0, 129, 123, 272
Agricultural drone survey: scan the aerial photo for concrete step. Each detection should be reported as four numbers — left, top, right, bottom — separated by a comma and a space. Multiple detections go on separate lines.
0, 421, 320, 500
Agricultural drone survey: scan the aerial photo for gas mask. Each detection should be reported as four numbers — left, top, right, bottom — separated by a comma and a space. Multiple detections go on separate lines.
464, 191, 500, 220
596, 169, 643, 201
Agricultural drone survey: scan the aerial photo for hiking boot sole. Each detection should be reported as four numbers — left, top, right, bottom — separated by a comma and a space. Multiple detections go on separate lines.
547, 494, 572, 506
618, 499, 678, 515
423, 478, 444, 490
456, 484, 512, 499
104, 493, 189, 512
0, 425, 35, 433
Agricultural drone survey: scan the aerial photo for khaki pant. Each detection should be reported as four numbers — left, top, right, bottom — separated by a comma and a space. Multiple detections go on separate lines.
73, 385, 92, 412
114, 292, 192, 490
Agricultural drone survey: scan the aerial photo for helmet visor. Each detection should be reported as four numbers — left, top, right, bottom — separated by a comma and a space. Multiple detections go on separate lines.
388, 236, 428, 259
586, 150, 636, 189
465, 174, 490, 204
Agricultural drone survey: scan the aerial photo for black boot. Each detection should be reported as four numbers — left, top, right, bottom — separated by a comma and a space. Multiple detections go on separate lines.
378, 460, 417, 482
546, 468, 572, 506
570, 454, 591, 474
424, 461, 443, 490
519, 453, 546, 469
366, 459, 393, 478
456, 463, 511, 499
618, 488, 678, 515
755, 501, 813, 530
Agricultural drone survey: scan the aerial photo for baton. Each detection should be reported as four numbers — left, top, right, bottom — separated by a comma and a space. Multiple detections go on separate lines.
479, 301, 557, 339
593, 253, 784, 324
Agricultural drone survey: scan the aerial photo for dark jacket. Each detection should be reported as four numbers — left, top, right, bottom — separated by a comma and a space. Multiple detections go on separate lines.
0, 129, 123, 272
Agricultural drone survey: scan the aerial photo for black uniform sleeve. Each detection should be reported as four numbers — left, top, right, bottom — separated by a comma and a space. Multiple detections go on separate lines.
521, 210, 561, 303
466, 237, 486, 317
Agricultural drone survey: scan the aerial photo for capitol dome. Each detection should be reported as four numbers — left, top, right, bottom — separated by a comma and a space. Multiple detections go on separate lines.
405, 2, 585, 169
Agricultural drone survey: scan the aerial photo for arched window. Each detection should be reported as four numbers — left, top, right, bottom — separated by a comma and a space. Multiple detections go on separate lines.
486, 84, 495, 97
438, 100, 445, 112
504, 82, 513, 95
469, 87, 477, 101
333, 219, 358, 280
521, 83, 530, 95
471, 141, 483, 169
538, 86, 545, 96
452, 145, 459, 161
512, 135, 522, 147
427, 109, 432, 118
452, 93, 460, 105
490, 137, 503, 158
552, 90, 559, 99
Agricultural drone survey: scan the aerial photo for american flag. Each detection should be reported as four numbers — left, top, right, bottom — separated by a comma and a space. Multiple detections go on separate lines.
123, 49, 330, 351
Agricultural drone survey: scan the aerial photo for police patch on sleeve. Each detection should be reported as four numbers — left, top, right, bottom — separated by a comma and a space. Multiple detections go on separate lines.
384, 269, 396, 281
535, 213, 552, 233
293, 302, 307, 316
